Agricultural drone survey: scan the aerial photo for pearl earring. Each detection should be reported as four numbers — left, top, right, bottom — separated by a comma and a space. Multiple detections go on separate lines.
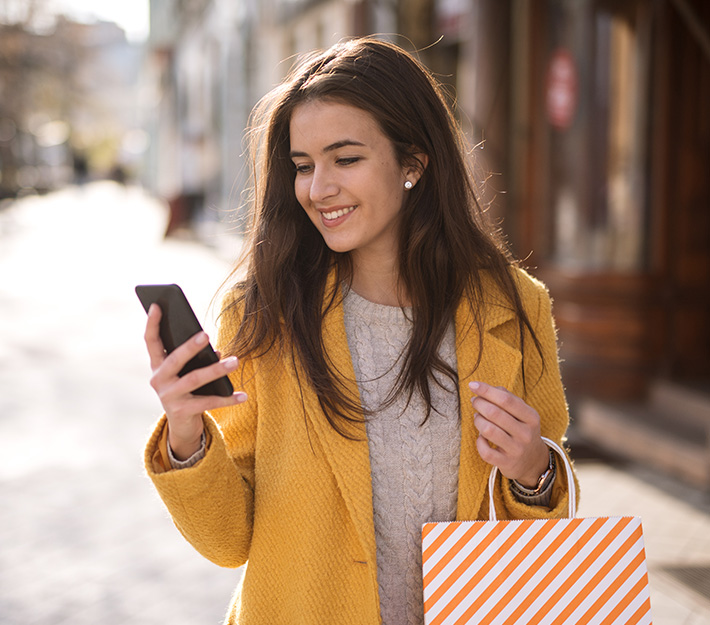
404, 180, 413, 190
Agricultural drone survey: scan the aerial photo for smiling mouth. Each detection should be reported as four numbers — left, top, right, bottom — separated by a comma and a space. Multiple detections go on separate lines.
322, 206, 356, 221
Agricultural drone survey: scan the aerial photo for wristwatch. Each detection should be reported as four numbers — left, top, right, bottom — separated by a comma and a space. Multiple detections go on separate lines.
511, 449, 556, 496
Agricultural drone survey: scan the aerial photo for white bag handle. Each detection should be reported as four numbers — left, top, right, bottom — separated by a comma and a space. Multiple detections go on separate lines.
488, 436, 577, 521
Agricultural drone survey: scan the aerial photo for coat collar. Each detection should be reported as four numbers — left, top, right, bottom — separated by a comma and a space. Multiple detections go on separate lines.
303, 273, 523, 563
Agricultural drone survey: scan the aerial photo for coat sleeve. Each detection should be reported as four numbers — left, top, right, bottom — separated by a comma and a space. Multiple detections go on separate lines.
493, 278, 580, 520
143, 297, 257, 568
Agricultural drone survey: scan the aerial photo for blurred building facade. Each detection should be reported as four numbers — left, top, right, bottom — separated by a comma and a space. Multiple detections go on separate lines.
146, 0, 710, 485
451, 0, 710, 489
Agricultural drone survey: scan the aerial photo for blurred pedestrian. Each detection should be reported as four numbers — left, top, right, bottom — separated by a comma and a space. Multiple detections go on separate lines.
142, 37, 577, 625
72, 151, 89, 185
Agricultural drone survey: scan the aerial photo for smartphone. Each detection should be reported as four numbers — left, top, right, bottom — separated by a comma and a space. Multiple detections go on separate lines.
135, 283, 234, 397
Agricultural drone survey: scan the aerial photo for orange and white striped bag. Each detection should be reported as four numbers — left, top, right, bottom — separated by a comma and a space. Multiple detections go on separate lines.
422, 438, 653, 625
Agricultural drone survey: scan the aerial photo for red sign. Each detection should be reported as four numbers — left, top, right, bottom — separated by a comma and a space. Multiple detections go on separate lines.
546, 48, 578, 129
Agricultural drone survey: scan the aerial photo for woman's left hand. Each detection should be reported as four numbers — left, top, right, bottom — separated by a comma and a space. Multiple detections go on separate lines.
469, 381, 549, 488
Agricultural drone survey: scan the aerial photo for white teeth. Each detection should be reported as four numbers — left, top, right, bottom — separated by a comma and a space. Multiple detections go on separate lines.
322, 206, 355, 221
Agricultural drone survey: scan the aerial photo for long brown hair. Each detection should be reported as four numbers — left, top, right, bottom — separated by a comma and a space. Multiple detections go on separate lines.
222, 37, 543, 437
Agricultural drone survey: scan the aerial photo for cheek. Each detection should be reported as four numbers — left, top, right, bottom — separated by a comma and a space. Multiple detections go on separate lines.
293, 178, 310, 209
293, 181, 321, 229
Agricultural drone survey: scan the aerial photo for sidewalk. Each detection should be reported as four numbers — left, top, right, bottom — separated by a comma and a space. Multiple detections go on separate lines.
0, 183, 241, 625
570, 440, 710, 624
0, 182, 708, 624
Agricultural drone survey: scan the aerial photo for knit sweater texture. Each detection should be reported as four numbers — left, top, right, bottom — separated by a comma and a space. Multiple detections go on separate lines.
342, 287, 460, 625
144, 268, 577, 625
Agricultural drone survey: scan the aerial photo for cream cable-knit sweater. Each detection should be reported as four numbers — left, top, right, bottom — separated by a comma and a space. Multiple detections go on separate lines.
342, 287, 460, 625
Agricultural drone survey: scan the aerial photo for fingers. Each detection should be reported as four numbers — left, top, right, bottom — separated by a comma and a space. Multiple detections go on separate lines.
469, 382, 539, 445
469, 382, 537, 426
149, 332, 243, 399
144, 304, 167, 369
153, 329, 209, 380
144, 304, 216, 384
163, 388, 248, 423
468, 380, 547, 482
145, 306, 247, 405
169, 355, 240, 398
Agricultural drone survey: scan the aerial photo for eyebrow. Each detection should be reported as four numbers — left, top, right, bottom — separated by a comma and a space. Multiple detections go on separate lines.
289, 139, 366, 159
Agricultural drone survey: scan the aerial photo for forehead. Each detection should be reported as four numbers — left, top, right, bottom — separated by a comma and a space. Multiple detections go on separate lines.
288, 100, 388, 151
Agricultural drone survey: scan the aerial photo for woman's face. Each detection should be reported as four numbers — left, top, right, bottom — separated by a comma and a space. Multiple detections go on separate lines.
289, 100, 413, 266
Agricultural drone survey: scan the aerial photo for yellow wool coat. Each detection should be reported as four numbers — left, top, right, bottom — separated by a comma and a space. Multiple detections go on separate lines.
145, 268, 576, 624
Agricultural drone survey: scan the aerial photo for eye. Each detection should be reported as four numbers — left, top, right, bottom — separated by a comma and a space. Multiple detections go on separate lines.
336, 156, 360, 166
293, 162, 313, 175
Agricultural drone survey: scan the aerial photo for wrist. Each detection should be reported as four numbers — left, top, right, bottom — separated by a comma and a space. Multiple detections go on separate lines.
512, 448, 556, 495
167, 423, 205, 461
167, 430, 207, 468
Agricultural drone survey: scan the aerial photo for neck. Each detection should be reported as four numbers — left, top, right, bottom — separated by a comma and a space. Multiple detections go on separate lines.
349, 252, 409, 307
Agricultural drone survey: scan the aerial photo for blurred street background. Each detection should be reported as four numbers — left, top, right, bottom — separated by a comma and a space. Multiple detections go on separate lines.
1, 0, 709, 623
0, 182, 241, 624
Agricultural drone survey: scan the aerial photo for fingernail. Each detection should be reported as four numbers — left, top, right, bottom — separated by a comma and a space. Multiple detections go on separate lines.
224, 356, 239, 370
195, 332, 208, 345
469, 382, 479, 391
235, 392, 248, 403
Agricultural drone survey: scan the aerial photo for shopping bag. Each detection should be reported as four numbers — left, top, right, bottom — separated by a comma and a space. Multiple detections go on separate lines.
422, 438, 653, 625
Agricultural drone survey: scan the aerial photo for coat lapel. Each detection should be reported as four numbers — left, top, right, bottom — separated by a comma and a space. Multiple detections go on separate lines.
454, 282, 523, 520
298, 281, 376, 566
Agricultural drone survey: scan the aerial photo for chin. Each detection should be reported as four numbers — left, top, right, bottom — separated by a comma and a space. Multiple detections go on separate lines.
319, 236, 357, 255
324, 243, 356, 255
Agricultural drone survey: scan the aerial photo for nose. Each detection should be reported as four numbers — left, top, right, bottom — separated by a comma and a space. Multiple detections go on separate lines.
308, 165, 338, 203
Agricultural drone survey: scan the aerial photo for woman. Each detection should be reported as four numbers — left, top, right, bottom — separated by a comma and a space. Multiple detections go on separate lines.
143, 37, 577, 625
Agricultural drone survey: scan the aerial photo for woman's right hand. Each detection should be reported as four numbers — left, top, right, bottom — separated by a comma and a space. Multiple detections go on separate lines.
144, 303, 248, 460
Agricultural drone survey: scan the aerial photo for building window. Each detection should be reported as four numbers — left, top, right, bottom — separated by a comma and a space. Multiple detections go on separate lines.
544, 0, 652, 272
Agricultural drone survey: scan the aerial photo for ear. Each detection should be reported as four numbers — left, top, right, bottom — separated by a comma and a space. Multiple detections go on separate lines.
405, 151, 429, 185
